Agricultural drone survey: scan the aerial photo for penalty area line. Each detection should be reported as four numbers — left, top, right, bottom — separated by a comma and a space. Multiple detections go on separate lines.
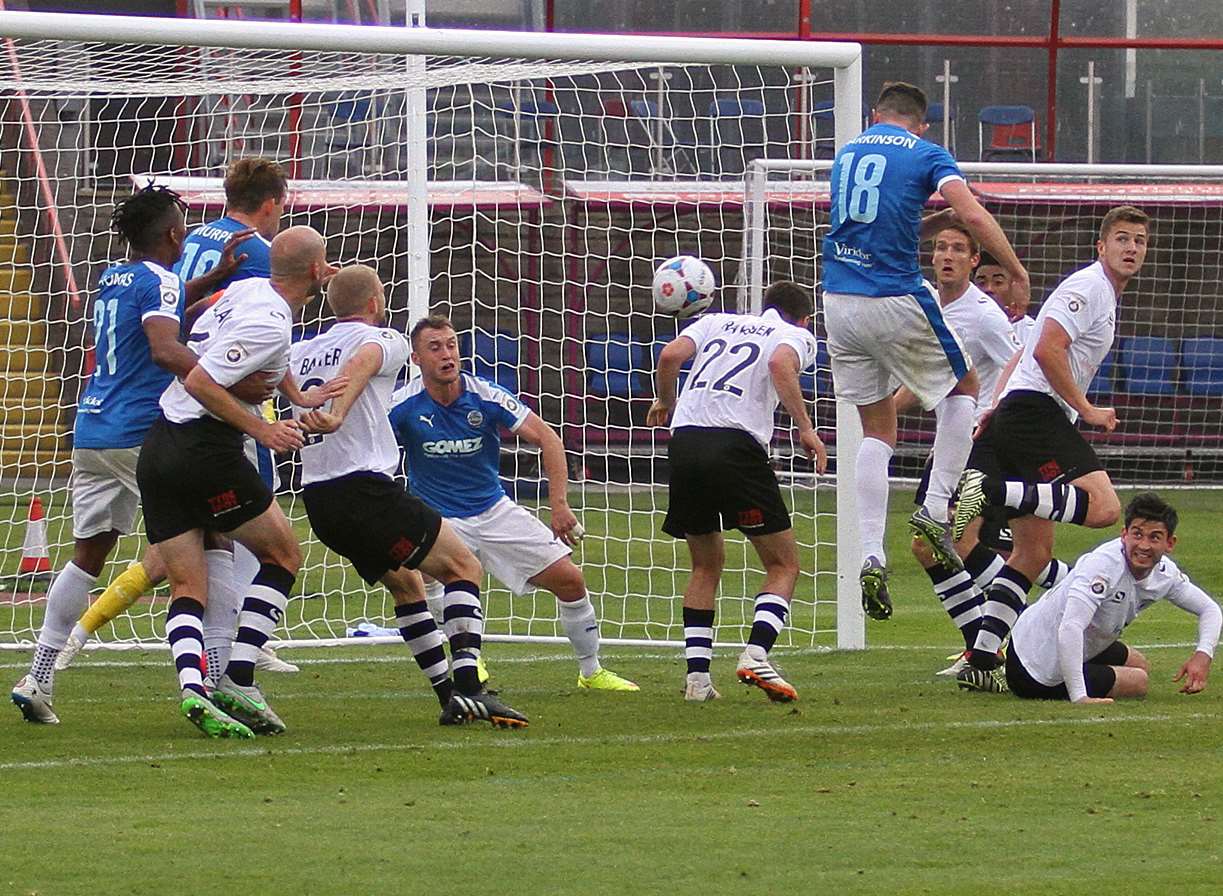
1, 711, 1216, 772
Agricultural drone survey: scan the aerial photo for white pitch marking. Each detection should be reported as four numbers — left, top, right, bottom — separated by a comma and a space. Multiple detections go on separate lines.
0, 712, 1215, 772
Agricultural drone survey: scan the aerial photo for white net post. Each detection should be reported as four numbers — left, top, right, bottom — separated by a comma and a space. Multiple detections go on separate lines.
0, 10, 863, 651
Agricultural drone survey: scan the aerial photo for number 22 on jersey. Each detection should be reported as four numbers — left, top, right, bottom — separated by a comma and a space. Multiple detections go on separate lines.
688, 338, 760, 397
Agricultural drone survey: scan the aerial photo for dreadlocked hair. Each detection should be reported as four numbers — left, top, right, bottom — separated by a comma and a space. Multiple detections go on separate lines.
110, 182, 186, 251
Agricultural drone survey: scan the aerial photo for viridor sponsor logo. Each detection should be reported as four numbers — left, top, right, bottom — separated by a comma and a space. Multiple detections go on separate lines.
831, 241, 874, 268
423, 436, 483, 456
849, 132, 918, 149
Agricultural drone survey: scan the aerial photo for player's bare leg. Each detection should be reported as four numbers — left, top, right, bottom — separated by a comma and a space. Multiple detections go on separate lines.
736, 529, 800, 702
530, 558, 638, 692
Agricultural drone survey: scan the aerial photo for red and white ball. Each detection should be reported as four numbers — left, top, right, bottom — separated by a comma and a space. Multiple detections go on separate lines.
652, 255, 716, 320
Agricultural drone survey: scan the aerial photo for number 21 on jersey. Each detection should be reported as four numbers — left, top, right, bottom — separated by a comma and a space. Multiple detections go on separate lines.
836, 151, 887, 225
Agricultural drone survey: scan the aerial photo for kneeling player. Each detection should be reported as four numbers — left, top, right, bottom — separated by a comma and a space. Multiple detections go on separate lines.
1006, 493, 1219, 702
293, 266, 528, 728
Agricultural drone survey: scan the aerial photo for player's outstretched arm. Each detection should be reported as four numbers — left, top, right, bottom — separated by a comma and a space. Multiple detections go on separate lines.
182, 227, 256, 304
647, 336, 697, 427
939, 179, 1030, 307
516, 412, 582, 544
769, 345, 827, 474
1168, 580, 1221, 694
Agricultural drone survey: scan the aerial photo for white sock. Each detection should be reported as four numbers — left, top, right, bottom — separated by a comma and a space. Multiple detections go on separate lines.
232, 542, 261, 595
856, 437, 894, 564
202, 549, 238, 687
924, 394, 976, 522
36, 561, 97, 652
423, 576, 445, 627
558, 595, 601, 678
68, 622, 90, 648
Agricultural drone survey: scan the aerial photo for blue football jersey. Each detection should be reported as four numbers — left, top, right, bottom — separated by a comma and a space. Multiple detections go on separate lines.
74, 261, 183, 449
175, 215, 271, 288
822, 123, 963, 297
388, 373, 530, 519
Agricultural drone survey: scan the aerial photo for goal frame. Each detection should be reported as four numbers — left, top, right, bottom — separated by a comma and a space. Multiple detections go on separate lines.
0, 11, 865, 651
744, 157, 1223, 654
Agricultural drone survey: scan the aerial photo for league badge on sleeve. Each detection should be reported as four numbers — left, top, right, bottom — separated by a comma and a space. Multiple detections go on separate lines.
225, 343, 248, 364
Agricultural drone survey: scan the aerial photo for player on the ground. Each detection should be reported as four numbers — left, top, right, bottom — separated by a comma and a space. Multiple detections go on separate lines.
953, 205, 1150, 692
293, 276, 530, 726
136, 226, 339, 738
57, 158, 296, 676
648, 281, 827, 703
1006, 492, 1219, 703
975, 251, 1036, 346
388, 315, 638, 694
10, 185, 255, 723
822, 81, 1030, 621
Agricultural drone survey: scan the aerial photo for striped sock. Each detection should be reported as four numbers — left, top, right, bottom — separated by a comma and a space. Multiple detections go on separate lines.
167, 596, 206, 698
747, 593, 788, 654
1037, 558, 1071, 589
970, 565, 1033, 668
924, 564, 982, 650
963, 542, 1006, 592
985, 478, 1091, 525
224, 563, 294, 687
442, 580, 483, 696
683, 606, 715, 674
395, 601, 452, 706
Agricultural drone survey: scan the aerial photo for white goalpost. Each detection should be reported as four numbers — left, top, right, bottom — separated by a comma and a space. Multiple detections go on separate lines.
0, 11, 865, 652
743, 158, 1223, 638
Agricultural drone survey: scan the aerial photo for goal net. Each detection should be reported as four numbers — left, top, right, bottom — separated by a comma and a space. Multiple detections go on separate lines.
0, 12, 864, 651
745, 158, 1223, 495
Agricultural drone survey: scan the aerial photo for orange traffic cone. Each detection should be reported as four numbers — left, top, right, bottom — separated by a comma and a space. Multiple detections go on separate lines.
18, 496, 52, 579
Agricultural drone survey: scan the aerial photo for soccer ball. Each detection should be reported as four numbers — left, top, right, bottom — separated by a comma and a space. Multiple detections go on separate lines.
652, 255, 716, 320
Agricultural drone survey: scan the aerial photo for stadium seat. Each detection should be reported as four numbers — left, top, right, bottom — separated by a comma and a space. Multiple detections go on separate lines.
628, 98, 699, 176
978, 105, 1039, 162
1119, 336, 1177, 395
1181, 337, 1223, 396
587, 332, 648, 397
924, 101, 956, 154
651, 338, 693, 393
327, 91, 377, 176
461, 329, 520, 394
708, 97, 766, 178
494, 99, 559, 175
1087, 352, 1115, 398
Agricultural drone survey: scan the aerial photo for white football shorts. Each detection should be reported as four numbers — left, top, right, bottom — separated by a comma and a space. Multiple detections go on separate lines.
444, 496, 572, 595
823, 288, 973, 410
69, 446, 141, 539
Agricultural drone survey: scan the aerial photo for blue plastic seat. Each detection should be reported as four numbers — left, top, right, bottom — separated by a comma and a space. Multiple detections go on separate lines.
978, 104, 1038, 162
587, 333, 647, 398
1119, 336, 1176, 395
1182, 337, 1223, 396
1087, 352, 1115, 398
460, 330, 520, 394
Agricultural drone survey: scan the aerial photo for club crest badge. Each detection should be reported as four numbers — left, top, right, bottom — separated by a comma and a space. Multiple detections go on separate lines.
467, 410, 484, 428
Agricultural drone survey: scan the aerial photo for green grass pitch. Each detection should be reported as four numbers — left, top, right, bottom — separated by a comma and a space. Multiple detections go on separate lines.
1, 487, 1221, 895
